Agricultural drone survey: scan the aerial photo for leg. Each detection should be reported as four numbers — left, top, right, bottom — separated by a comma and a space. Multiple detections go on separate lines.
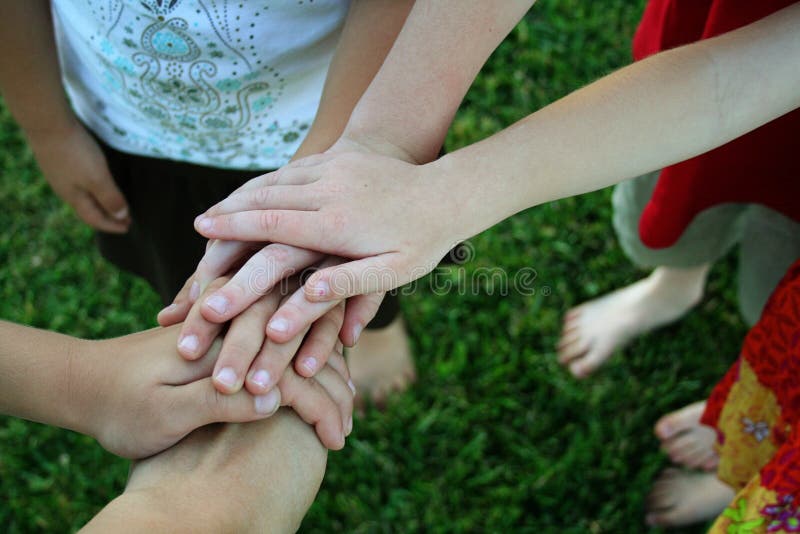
558, 172, 744, 378
347, 293, 416, 408
81, 410, 326, 533
737, 205, 800, 326
559, 263, 710, 377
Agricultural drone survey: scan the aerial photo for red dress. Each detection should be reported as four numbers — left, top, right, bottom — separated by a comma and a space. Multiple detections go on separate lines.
699, 260, 800, 532
631, 0, 800, 250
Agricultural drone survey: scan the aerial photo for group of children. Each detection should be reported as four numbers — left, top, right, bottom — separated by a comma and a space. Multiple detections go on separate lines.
1, 0, 799, 531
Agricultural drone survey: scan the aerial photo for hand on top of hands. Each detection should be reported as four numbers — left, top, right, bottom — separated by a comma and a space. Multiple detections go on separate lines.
193, 150, 458, 302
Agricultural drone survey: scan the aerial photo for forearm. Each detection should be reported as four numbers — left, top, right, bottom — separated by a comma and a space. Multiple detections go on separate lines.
84, 410, 327, 533
343, 0, 535, 163
0, 1, 77, 136
435, 3, 800, 239
0, 321, 90, 435
292, 0, 414, 160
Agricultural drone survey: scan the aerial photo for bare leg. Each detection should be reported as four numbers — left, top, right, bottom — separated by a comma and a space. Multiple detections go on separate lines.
347, 316, 416, 408
558, 264, 710, 378
81, 409, 326, 533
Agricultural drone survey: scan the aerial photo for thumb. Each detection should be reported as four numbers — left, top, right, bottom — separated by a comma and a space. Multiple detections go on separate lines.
304, 254, 406, 302
175, 378, 282, 430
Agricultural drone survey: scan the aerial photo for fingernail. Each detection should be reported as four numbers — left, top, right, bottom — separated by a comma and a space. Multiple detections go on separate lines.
215, 367, 237, 389
302, 357, 318, 375
178, 334, 199, 353
346, 416, 353, 435
352, 324, 363, 344
196, 216, 212, 232
189, 281, 200, 301
205, 294, 229, 315
113, 207, 129, 220
251, 369, 270, 389
347, 379, 356, 396
310, 280, 330, 297
254, 389, 280, 415
268, 317, 289, 333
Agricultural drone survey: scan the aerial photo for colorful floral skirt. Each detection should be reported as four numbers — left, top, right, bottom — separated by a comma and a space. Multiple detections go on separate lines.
701, 259, 800, 532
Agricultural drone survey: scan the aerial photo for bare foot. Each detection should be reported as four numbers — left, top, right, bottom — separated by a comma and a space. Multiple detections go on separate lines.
347, 316, 416, 409
655, 401, 719, 471
557, 264, 710, 378
646, 469, 734, 528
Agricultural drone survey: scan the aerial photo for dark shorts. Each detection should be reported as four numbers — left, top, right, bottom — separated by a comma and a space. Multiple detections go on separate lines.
94, 141, 400, 329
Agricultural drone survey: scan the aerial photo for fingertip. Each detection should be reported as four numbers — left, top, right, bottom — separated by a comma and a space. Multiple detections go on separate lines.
266, 317, 293, 342
200, 293, 231, 321
213, 366, 242, 394
246, 369, 273, 395
156, 303, 178, 325
177, 334, 202, 360
194, 215, 214, 235
295, 356, 318, 378
304, 277, 333, 301
321, 426, 346, 450
254, 388, 281, 416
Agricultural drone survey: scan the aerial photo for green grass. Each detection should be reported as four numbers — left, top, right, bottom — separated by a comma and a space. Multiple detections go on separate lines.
0, 2, 748, 532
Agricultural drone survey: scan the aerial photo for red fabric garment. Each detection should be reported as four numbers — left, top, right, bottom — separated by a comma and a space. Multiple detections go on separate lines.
702, 259, 800, 497
631, 0, 800, 249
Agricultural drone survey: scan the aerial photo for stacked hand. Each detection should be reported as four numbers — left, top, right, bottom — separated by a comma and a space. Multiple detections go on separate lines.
156, 139, 448, 421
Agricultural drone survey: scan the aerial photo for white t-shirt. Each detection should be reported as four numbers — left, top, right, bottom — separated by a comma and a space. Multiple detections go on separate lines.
51, 0, 349, 170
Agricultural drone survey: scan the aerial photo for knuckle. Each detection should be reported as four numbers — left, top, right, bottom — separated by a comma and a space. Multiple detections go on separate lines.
261, 243, 291, 266
327, 212, 347, 233
258, 210, 280, 233
253, 186, 271, 207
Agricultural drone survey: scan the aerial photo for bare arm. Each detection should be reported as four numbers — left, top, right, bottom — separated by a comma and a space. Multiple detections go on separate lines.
0, 2, 131, 232
196, 3, 800, 302
81, 410, 327, 534
0, 1, 76, 135
438, 2, 800, 238
341, 0, 536, 163
292, 0, 415, 159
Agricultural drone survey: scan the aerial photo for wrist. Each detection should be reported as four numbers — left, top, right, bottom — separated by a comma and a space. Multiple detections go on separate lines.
337, 127, 422, 164
424, 153, 492, 242
23, 113, 81, 146
62, 338, 106, 439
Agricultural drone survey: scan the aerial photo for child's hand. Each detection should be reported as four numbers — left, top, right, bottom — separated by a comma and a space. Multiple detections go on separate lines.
79, 325, 283, 459
27, 121, 130, 233
194, 150, 458, 300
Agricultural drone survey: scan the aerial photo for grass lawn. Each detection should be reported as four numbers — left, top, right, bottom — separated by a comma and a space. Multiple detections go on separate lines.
0, 1, 748, 532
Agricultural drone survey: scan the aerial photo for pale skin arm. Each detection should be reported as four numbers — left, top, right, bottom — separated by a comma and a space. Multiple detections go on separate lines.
0, 317, 354, 458
81, 410, 327, 534
339, 0, 537, 164
0, 1, 130, 232
196, 3, 800, 304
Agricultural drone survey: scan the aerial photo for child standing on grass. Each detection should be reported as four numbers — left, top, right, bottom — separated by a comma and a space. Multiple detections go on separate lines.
552, 0, 800, 525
